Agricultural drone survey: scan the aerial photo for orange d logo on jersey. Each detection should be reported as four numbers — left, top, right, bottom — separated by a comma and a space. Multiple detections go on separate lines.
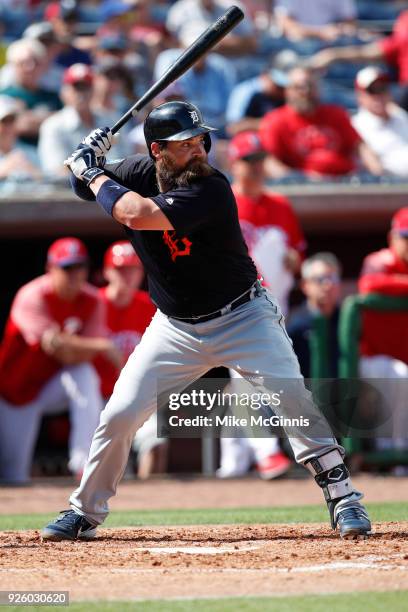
163, 231, 192, 262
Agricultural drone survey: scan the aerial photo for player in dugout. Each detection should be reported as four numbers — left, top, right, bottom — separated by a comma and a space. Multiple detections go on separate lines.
41, 101, 371, 541
95, 240, 168, 478
0, 237, 121, 484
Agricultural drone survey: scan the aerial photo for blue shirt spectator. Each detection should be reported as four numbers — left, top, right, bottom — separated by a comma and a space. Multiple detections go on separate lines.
226, 69, 287, 135
154, 45, 235, 133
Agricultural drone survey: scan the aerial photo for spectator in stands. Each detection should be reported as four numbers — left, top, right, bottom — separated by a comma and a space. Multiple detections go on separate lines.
287, 252, 342, 378
127, 0, 170, 69
352, 66, 408, 178
0, 237, 120, 484
166, 0, 256, 57
310, 9, 408, 111
274, 0, 358, 43
358, 208, 408, 462
229, 130, 305, 314
95, 241, 167, 479
0, 95, 41, 180
38, 63, 129, 177
154, 26, 235, 133
92, 60, 134, 118
44, 0, 92, 69
98, 0, 139, 37
22, 22, 64, 94
225, 63, 287, 136
93, 32, 129, 65
0, 39, 61, 146
96, 1, 156, 88
259, 67, 382, 180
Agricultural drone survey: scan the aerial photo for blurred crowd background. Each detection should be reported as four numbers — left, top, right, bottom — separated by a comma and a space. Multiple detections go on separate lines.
0, 0, 407, 187
1, 0, 408, 484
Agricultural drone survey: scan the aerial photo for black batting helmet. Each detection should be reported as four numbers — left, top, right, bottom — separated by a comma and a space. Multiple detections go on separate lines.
144, 100, 217, 158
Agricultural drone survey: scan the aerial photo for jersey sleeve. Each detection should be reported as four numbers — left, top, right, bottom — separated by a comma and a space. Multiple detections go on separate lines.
11, 284, 56, 346
379, 35, 400, 68
151, 175, 232, 234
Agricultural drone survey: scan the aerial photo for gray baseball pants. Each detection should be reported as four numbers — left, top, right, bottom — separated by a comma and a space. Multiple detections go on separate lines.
70, 289, 343, 524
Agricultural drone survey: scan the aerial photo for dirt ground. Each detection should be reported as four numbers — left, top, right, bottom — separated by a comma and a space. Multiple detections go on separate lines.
1, 476, 408, 601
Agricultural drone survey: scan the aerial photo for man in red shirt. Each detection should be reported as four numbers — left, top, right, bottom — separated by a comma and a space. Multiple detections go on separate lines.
95, 240, 167, 478
0, 237, 119, 484
358, 208, 408, 456
310, 10, 408, 111
259, 67, 382, 179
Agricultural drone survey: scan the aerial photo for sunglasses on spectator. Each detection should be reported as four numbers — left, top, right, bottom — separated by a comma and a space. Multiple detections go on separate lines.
307, 273, 340, 285
71, 81, 92, 91
60, 263, 88, 272
289, 82, 315, 91
366, 81, 389, 95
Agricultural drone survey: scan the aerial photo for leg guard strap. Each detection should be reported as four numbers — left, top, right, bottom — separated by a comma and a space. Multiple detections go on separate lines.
305, 450, 354, 528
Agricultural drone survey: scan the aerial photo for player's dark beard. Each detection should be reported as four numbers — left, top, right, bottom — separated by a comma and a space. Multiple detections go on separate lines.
156, 150, 214, 191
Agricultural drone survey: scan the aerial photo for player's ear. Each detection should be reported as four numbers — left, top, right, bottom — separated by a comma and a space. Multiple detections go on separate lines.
150, 141, 162, 160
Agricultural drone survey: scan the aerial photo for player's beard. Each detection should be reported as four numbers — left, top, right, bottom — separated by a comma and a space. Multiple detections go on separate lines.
156, 150, 215, 191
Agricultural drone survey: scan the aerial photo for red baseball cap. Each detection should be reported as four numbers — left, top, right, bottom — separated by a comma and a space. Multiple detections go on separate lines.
63, 63, 94, 86
47, 237, 89, 268
104, 241, 142, 268
391, 207, 408, 237
228, 131, 266, 163
45, 0, 79, 22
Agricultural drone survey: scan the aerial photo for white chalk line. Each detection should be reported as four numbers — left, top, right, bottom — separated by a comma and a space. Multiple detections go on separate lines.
134, 545, 260, 555
2, 553, 408, 575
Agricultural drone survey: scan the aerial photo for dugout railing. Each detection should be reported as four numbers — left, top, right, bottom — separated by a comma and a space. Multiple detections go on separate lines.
335, 293, 408, 467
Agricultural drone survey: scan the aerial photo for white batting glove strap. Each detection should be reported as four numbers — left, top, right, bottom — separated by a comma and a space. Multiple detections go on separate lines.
64, 147, 104, 185
82, 127, 113, 157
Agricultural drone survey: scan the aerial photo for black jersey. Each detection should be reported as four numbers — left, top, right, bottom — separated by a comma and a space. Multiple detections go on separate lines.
72, 154, 257, 317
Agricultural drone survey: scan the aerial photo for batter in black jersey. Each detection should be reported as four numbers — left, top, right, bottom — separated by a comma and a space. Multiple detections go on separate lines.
75, 153, 257, 317
42, 101, 372, 543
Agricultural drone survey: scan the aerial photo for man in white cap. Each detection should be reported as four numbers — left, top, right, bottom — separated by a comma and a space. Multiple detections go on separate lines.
352, 66, 408, 178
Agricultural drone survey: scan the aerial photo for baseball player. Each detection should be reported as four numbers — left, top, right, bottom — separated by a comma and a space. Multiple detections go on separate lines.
95, 240, 167, 478
0, 237, 120, 484
41, 101, 371, 541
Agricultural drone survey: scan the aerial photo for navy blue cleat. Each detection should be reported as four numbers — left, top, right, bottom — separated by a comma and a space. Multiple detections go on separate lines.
41, 510, 97, 541
330, 492, 372, 540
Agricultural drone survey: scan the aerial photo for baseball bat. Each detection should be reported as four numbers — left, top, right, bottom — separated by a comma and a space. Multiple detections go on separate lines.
110, 5, 244, 135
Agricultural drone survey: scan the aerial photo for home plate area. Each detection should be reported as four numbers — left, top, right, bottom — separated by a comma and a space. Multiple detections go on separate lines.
1, 523, 408, 601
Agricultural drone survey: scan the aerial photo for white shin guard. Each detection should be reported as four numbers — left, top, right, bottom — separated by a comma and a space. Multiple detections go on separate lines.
304, 450, 354, 526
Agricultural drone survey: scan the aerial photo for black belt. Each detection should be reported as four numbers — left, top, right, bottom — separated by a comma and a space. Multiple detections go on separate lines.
170, 281, 263, 325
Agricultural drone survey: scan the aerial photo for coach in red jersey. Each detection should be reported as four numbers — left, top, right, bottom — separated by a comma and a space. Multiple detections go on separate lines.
95, 240, 166, 478
229, 130, 305, 314
359, 207, 408, 364
259, 67, 382, 180
0, 237, 119, 484
358, 208, 408, 458
96, 241, 156, 398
